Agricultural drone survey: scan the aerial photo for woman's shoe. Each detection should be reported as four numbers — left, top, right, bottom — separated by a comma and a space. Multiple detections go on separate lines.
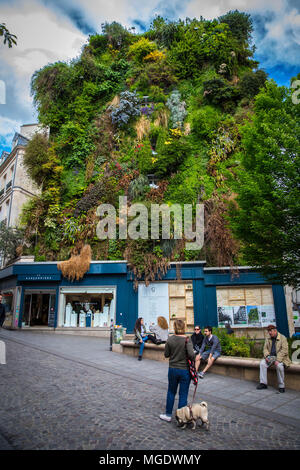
159, 414, 171, 422
138, 355, 142, 361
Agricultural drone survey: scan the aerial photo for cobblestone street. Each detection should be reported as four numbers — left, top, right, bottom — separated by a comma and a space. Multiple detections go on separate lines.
0, 330, 299, 451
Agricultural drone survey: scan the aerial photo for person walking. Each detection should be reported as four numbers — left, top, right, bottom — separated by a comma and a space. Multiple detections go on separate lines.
149, 316, 169, 344
159, 319, 195, 422
134, 317, 159, 361
197, 326, 221, 378
256, 324, 291, 393
0, 294, 5, 328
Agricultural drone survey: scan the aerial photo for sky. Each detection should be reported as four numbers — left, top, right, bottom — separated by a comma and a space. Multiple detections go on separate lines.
0, 0, 299, 154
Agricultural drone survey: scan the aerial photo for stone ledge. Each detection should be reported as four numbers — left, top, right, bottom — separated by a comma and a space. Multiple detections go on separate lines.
117, 340, 300, 391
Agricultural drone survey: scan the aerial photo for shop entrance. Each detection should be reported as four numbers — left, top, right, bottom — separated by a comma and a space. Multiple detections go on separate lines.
23, 292, 56, 327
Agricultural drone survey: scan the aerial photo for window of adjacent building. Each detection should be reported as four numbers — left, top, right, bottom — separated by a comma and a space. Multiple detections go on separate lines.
292, 289, 300, 330
217, 286, 276, 328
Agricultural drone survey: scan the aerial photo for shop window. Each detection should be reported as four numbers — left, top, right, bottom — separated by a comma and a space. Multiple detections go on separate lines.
64, 293, 114, 327
2, 291, 14, 313
217, 286, 276, 328
1, 290, 14, 328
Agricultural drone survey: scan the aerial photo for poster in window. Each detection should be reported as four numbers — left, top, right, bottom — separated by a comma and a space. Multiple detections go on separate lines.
247, 306, 261, 327
138, 283, 169, 330
218, 306, 234, 326
259, 305, 276, 326
233, 306, 247, 326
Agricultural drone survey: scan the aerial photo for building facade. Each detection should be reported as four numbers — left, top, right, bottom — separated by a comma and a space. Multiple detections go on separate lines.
0, 124, 45, 228
0, 260, 294, 338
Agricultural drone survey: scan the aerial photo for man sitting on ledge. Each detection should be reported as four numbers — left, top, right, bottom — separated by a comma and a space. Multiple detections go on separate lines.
257, 324, 291, 393
197, 326, 221, 379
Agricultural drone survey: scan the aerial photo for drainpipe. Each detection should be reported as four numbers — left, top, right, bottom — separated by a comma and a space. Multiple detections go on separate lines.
7, 150, 18, 227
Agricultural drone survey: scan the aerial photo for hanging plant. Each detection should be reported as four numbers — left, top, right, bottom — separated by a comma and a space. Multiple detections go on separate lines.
57, 244, 92, 281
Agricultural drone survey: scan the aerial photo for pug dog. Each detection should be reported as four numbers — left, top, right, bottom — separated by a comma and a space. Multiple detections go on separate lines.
176, 402, 209, 430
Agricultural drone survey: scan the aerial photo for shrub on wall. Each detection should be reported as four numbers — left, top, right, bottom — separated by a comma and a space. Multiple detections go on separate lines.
128, 37, 157, 64
110, 90, 140, 128
212, 327, 251, 357
166, 90, 187, 128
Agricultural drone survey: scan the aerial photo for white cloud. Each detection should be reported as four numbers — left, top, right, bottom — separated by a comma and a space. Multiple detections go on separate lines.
0, 0, 86, 150
0, 0, 299, 151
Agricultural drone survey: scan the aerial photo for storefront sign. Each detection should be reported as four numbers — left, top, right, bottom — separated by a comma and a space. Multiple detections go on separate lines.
18, 274, 61, 281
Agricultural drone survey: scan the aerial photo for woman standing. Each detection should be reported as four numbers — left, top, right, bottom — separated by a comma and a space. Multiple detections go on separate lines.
134, 317, 158, 361
159, 319, 195, 422
149, 316, 169, 344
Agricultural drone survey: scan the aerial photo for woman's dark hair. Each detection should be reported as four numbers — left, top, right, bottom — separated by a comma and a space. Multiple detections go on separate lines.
204, 326, 212, 333
134, 317, 143, 332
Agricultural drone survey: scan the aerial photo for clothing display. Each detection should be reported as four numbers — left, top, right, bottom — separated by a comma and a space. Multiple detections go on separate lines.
63, 295, 113, 328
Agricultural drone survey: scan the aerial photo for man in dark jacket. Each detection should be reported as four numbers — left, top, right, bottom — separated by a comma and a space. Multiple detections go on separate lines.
0, 294, 6, 328
197, 326, 221, 378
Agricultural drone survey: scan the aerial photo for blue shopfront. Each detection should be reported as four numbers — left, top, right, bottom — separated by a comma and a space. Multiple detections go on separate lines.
0, 260, 291, 337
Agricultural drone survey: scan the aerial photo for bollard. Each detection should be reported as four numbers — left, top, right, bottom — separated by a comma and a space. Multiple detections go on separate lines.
0, 340, 6, 365
110, 319, 114, 351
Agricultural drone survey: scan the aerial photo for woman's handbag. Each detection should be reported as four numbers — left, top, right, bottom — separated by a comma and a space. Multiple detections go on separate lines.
185, 338, 198, 386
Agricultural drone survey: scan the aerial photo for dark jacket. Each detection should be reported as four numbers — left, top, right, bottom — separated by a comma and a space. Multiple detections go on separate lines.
0, 303, 6, 325
191, 332, 204, 352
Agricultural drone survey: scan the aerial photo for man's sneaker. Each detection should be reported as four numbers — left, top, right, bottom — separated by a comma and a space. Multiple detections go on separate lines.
159, 414, 172, 422
278, 387, 285, 393
198, 371, 205, 379
256, 383, 268, 390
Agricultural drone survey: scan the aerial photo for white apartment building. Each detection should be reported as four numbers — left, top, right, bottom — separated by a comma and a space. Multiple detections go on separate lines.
0, 123, 46, 228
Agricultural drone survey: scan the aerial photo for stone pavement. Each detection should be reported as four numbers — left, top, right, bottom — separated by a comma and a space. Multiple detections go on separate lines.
0, 329, 299, 451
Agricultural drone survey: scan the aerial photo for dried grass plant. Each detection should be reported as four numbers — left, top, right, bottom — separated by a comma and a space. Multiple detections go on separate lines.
154, 109, 169, 128
57, 244, 92, 281
184, 122, 191, 135
204, 196, 240, 269
108, 94, 120, 107
135, 115, 151, 141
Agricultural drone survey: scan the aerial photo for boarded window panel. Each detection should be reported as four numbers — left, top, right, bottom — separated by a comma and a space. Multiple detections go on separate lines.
169, 297, 186, 318
228, 288, 246, 302
261, 287, 273, 305
169, 283, 185, 297
185, 290, 194, 307
217, 289, 229, 306
228, 300, 246, 307
186, 307, 194, 325
245, 288, 262, 306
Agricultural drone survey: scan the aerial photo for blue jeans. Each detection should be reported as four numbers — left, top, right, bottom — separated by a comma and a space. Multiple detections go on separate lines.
139, 335, 148, 356
166, 368, 191, 417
